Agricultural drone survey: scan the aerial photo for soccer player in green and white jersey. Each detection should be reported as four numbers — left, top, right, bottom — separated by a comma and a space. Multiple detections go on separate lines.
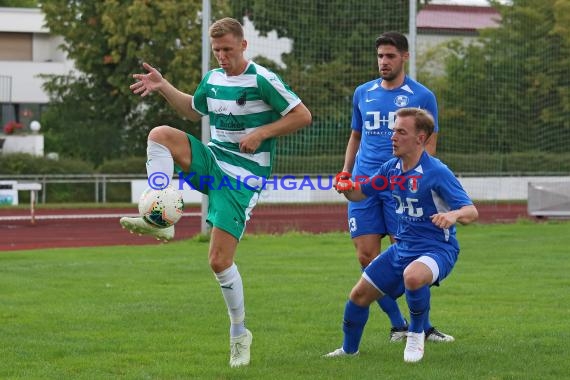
120, 17, 311, 367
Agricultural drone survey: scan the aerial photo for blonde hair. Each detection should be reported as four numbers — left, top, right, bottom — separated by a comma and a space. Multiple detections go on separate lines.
209, 17, 244, 39
395, 108, 435, 139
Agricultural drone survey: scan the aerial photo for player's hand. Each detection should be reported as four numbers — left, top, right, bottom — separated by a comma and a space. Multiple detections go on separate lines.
333, 171, 351, 188
239, 130, 263, 154
130, 62, 164, 97
430, 212, 457, 229
334, 172, 360, 193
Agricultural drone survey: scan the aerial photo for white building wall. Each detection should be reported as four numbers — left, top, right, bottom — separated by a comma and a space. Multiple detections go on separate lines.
33, 34, 67, 62
0, 61, 74, 103
0, 7, 48, 33
0, 7, 73, 104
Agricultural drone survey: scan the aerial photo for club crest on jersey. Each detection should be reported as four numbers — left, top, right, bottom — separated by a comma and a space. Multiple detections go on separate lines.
394, 95, 409, 107
236, 90, 247, 106
408, 177, 419, 193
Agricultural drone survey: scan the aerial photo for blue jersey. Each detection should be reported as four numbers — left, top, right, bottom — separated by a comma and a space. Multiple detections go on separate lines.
361, 152, 473, 256
352, 76, 438, 177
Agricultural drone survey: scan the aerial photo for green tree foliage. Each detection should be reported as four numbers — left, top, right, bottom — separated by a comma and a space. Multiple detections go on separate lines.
433, 0, 570, 155
0, 0, 38, 7
39, 0, 228, 165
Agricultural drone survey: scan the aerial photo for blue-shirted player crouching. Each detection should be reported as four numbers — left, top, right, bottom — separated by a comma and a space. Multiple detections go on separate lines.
326, 107, 478, 362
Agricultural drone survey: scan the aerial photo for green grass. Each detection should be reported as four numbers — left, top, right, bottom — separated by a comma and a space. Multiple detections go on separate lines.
1, 222, 569, 379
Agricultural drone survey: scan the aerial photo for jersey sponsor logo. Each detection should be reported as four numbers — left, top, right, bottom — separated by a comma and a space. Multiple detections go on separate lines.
216, 113, 245, 131
211, 87, 218, 95
394, 95, 409, 107
364, 111, 397, 131
394, 195, 424, 218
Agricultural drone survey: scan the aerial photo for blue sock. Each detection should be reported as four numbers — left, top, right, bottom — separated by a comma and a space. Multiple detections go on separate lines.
342, 300, 369, 354
377, 296, 407, 328
405, 286, 430, 334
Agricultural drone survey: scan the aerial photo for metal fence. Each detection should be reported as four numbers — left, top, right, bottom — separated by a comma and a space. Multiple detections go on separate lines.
0, 174, 147, 203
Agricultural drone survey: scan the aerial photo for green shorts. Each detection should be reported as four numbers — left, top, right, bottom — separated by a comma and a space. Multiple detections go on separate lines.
175, 134, 260, 240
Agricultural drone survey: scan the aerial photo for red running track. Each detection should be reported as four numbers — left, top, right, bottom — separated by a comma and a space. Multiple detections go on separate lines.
0, 203, 530, 251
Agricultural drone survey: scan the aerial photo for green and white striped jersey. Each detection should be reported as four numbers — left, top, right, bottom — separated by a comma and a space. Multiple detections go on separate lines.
192, 61, 301, 186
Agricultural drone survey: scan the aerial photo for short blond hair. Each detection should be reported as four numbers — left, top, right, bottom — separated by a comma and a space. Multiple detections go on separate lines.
209, 17, 244, 39
396, 108, 435, 139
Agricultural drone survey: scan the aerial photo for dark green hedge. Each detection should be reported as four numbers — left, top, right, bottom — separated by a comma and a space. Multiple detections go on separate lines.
274, 152, 570, 175
0, 154, 95, 202
1, 152, 567, 203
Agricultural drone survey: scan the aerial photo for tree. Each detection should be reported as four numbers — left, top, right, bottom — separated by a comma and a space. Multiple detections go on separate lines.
0, 0, 38, 7
39, 0, 229, 165
432, 0, 570, 155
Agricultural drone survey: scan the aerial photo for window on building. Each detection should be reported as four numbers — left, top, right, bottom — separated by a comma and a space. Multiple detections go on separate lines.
0, 32, 33, 61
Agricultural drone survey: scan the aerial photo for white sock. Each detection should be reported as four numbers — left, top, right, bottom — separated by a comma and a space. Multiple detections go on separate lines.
146, 140, 174, 189
214, 263, 246, 337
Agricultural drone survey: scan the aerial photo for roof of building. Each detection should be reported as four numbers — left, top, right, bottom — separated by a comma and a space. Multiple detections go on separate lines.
0, 7, 47, 33
417, 4, 501, 32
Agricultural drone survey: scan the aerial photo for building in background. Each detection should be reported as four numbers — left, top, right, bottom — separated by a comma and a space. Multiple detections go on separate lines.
0, 7, 73, 135
417, 2, 500, 51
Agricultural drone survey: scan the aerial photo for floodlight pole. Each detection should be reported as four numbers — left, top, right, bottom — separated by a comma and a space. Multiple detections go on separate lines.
409, 0, 417, 80
200, 0, 211, 235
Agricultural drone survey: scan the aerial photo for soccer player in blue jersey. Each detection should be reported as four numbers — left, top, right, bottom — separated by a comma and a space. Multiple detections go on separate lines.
326, 108, 478, 362
335, 31, 452, 342
120, 17, 312, 367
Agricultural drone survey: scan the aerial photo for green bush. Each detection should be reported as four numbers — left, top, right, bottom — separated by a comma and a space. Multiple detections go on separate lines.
439, 152, 570, 174
274, 152, 570, 175
97, 157, 146, 174
0, 153, 94, 174
96, 157, 146, 202
0, 153, 95, 203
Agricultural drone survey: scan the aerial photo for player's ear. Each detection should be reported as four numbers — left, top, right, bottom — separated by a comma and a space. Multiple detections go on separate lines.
241, 39, 247, 51
418, 132, 427, 145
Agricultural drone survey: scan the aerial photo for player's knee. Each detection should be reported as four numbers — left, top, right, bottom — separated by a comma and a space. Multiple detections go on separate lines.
356, 247, 379, 267
403, 271, 428, 290
209, 259, 231, 274
208, 252, 233, 273
148, 125, 173, 142
349, 287, 367, 306
348, 281, 379, 307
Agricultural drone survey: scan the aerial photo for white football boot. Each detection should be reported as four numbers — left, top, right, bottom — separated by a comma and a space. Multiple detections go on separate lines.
404, 331, 425, 363
229, 329, 253, 367
120, 217, 174, 242
323, 348, 359, 358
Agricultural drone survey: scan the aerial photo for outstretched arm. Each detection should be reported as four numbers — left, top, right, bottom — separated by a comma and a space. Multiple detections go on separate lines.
130, 62, 202, 122
334, 176, 367, 202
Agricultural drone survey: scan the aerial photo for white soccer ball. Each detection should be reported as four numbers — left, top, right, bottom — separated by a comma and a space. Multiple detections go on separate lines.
138, 186, 184, 228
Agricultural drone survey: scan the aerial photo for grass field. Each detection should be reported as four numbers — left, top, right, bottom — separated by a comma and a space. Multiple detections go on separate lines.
1, 221, 569, 379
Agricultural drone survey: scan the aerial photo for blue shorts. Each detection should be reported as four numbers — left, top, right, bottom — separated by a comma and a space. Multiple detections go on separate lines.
348, 192, 398, 238
362, 244, 458, 299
